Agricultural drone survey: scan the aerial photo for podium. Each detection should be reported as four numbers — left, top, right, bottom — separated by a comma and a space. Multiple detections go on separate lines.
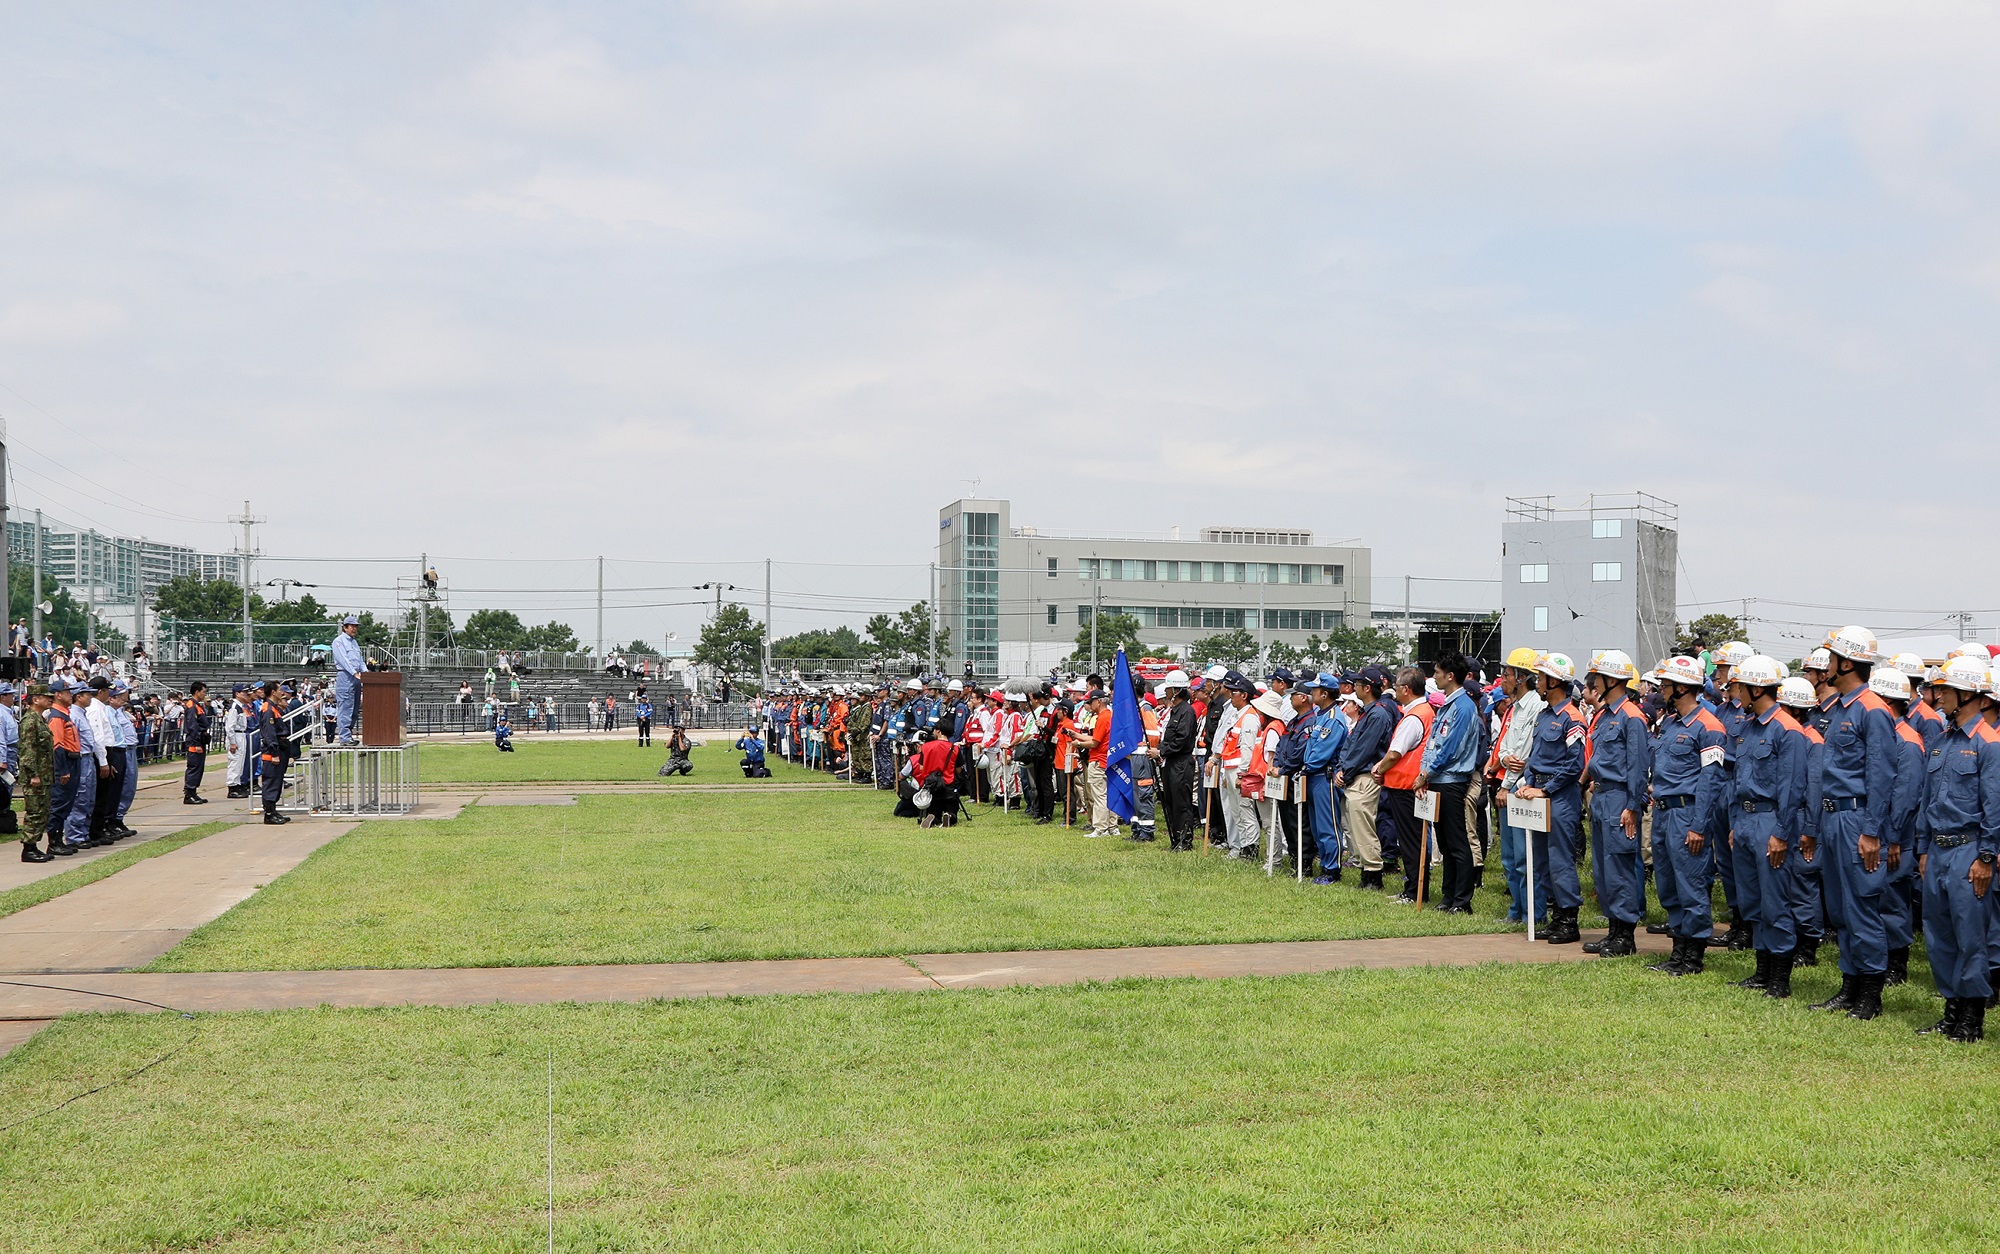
359, 671, 404, 746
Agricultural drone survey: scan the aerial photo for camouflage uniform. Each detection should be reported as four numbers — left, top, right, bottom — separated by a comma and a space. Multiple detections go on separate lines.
18, 689, 54, 849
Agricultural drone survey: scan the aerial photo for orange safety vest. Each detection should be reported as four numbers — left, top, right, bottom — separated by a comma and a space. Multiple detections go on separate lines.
1382, 702, 1434, 790
1245, 713, 1287, 788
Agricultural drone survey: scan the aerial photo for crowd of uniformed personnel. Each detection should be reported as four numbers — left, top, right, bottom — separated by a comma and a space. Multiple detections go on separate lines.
756, 623, 1998, 1044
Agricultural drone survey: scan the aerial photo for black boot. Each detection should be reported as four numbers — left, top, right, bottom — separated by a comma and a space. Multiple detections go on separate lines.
1725, 918, 1754, 951
1918, 999, 1963, 1038
1988, 969, 2000, 1010
1598, 919, 1637, 957
1645, 922, 1672, 935
1810, 974, 1858, 1013
1736, 951, 1772, 991
1360, 870, 1384, 891
1647, 937, 1689, 975
1885, 946, 1909, 987
20, 842, 50, 863
1846, 972, 1885, 1021
1793, 935, 1822, 967
1544, 906, 1581, 945
184, 790, 209, 805
1675, 935, 1706, 976
1964, 1001, 1988, 1042
48, 838, 77, 856
1764, 952, 1794, 999
262, 807, 290, 826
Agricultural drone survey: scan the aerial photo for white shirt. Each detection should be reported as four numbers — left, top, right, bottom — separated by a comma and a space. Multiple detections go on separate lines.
1388, 698, 1428, 755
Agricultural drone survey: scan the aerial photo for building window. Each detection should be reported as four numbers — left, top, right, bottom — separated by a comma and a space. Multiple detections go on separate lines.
1592, 562, 1623, 582
1323, 564, 1344, 585
1046, 605, 1058, 625
1047, 558, 1058, 578
1520, 564, 1549, 583
1593, 519, 1623, 539
1534, 606, 1549, 632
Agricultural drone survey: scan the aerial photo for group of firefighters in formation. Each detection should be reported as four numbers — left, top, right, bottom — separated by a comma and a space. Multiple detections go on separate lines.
757, 624, 1999, 1044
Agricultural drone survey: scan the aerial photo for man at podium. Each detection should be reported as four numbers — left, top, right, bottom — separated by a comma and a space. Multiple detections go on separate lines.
331, 615, 366, 746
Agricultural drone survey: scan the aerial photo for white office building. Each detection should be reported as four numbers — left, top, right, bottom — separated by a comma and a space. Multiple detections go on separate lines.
935, 498, 1372, 678
1500, 494, 1677, 669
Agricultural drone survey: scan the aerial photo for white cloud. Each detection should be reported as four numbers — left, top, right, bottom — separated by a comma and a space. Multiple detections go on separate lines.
0, 298, 128, 344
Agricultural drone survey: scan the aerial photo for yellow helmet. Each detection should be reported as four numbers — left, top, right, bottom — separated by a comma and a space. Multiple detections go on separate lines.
1504, 647, 1541, 673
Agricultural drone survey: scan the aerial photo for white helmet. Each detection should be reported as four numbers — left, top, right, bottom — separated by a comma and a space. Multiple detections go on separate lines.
1537, 651, 1575, 681
904, 679, 923, 692
1804, 647, 1832, 672
1161, 669, 1190, 689
1889, 651, 1927, 679
1732, 654, 1788, 689
1950, 642, 1988, 660
1937, 655, 1989, 693
912, 787, 933, 810
1714, 641, 1754, 668
1203, 664, 1228, 681
1659, 655, 1706, 689
1824, 625, 1878, 664
1867, 669, 1912, 703
1588, 649, 1638, 684
1778, 677, 1817, 709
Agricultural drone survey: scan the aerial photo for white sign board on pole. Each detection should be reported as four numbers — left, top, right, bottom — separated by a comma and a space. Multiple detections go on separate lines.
1413, 789, 1439, 822
1507, 795, 1551, 833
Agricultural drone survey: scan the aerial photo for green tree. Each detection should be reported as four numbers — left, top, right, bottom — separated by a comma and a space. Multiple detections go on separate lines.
1188, 628, 1259, 670
1067, 612, 1155, 668
772, 626, 868, 660
621, 639, 658, 656
866, 602, 948, 661
460, 609, 529, 650
7, 565, 119, 648
1674, 613, 1747, 656
1320, 624, 1406, 669
153, 575, 264, 636
398, 603, 454, 645
352, 610, 392, 649
695, 603, 764, 681
525, 620, 579, 652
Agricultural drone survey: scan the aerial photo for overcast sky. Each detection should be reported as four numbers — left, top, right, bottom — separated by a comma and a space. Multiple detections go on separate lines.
3, 2, 1997, 655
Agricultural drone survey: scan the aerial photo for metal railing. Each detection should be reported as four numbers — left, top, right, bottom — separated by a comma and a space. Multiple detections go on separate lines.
150, 632, 685, 679
404, 701, 751, 737
300, 743, 420, 816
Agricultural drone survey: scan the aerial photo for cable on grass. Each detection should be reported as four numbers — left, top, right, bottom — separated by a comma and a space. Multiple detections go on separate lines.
0, 979, 200, 1134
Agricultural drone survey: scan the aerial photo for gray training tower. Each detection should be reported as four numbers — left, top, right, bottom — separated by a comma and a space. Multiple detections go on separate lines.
1501, 493, 1677, 671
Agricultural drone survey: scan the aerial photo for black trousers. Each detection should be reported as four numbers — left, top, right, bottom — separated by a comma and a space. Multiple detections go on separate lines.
1027, 757, 1054, 820
92, 754, 126, 836
1381, 787, 1420, 899
183, 745, 206, 793
1277, 778, 1304, 869
637, 717, 651, 746
261, 756, 285, 810
1431, 780, 1474, 911
1161, 755, 1197, 846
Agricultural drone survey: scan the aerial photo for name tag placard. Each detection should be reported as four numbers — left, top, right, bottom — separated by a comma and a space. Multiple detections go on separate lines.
1507, 795, 1552, 832
1700, 746, 1725, 768
1413, 789, 1440, 822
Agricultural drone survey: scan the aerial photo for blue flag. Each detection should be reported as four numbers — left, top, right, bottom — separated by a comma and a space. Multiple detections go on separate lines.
1104, 647, 1143, 822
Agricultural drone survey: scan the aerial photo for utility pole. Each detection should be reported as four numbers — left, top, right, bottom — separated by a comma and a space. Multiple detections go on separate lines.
417, 552, 429, 670
229, 501, 264, 667
1257, 570, 1267, 675
595, 556, 604, 660
85, 530, 95, 650
0, 425, 9, 662
1404, 574, 1413, 662
928, 562, 937, 678
1090, 580, 1101, 673
30, 508, 41, 649
762, 558, 772, 689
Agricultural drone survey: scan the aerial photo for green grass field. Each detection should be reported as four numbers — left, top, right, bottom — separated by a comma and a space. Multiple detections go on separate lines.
147, 790, 1524, 972
418, 736, 814, 783
4, 963, 1995, 1252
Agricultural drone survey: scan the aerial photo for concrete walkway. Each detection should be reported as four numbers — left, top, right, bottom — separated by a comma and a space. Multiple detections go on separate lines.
0, 819, 355, 974
0, 930, 1667, 1025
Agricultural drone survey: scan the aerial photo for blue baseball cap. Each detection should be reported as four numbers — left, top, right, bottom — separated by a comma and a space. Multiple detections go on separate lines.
1358, 664, 1390, 688
1267, 667, 1296, 684
231, 683, 248, 694
47, 678, 68, 692
1316, 671, 1341, 690
1296, 675, 1321, 692
340, 614, 359, 626
0, 682, 16, 696
1222, 669, 1254, 694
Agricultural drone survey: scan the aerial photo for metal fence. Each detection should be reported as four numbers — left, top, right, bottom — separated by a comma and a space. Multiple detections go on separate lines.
405, 701, 752, 737
153, 631, 681, 679
298, 743, 420, 816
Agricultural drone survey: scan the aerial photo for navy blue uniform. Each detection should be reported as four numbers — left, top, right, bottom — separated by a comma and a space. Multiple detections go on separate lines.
1525, 697, 1587, 911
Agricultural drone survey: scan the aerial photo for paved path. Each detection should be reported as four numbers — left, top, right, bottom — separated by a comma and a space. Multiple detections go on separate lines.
0, 930, 1667, 1025
0, 775, 250, 894
0, 820, 355, 975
